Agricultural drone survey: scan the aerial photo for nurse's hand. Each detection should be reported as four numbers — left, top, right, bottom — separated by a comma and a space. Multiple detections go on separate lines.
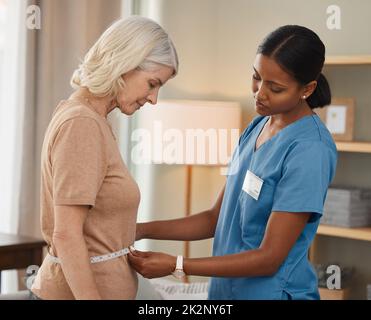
128, 248, 176, 279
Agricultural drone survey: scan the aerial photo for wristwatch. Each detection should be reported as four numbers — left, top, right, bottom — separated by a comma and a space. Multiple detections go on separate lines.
172, 255, 186, 279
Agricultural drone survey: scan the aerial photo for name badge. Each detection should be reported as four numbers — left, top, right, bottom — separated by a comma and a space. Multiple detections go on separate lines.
242, 170, 264, 200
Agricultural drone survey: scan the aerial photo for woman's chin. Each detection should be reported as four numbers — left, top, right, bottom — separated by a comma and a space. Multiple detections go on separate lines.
118, 105, 135, 116
254, 106, 270, 116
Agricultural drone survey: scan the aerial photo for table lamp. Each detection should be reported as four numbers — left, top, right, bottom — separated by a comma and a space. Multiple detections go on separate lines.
135, 99, 241, 280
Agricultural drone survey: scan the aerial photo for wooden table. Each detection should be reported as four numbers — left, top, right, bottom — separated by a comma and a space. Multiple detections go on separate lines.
0, 233, 46, 292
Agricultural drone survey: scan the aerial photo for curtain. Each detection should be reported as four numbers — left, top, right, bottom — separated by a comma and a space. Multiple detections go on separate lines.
1, 0, 125, 293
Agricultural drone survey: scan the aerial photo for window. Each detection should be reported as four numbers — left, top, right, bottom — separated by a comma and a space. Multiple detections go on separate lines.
0, 0, 8, 99
0, 0, 27, 233
0, 0, 30, 293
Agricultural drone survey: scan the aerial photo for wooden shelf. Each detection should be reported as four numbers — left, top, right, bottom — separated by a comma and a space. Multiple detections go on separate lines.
319, 287, 350, 300
325, 55, 371, 65
336, 141, 371, 153
317, 225, 371, 242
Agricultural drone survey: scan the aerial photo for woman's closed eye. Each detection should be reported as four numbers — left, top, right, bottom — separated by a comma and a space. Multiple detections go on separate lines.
253, 76, 283, 93
270, 86, 284, 93
148, 81, 156, 89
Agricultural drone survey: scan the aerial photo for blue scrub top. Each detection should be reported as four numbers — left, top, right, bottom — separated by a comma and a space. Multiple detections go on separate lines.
208, 114, 337, 300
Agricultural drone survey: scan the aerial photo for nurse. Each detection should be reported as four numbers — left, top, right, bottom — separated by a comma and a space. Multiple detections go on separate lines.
128, 25, 338, 300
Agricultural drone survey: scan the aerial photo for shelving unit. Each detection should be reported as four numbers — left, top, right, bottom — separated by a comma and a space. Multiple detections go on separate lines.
316, 141, 371, 241
314, 59, 371, 299
325, 55, 371, 66
319, 141, 371, 240
336, 141, 371, 153
317, 225, 371, 242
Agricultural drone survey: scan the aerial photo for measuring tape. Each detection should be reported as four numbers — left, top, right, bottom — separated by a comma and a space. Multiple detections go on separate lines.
48, 246, 134, 264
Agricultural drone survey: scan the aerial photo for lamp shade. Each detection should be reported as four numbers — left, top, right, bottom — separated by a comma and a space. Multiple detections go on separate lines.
133, 100, 241, 166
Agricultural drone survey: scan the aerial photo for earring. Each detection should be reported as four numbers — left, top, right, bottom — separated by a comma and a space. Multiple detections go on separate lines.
302, 95, 306, 99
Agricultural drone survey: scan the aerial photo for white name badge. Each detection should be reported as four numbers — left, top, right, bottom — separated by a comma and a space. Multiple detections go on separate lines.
242, 170, 264, 200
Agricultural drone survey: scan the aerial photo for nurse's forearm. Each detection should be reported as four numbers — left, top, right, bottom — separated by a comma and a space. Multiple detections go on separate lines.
183, 249, 277, 278
137, 185, 225, 242
138, 209, 218, 241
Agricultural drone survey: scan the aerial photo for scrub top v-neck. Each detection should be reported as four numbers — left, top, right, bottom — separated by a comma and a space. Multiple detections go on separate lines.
208, 114, 337, 300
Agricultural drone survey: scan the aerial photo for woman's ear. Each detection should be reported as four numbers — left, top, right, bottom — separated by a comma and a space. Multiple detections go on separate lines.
302, 80, 317, 99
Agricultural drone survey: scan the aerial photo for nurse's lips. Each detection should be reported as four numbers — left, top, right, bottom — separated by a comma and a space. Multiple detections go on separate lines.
255, 100, 268, 109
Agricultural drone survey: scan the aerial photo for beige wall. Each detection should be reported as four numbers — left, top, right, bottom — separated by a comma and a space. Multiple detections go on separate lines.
134, 0, 371, 296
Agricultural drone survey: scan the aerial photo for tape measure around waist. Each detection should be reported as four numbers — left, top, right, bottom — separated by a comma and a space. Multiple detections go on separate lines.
48, 247, 131, 264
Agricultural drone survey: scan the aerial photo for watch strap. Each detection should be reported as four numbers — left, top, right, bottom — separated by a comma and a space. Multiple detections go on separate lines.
175, 255, 183, 270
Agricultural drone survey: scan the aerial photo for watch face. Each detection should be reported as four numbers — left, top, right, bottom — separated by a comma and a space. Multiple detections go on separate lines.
173, 269, 185, 279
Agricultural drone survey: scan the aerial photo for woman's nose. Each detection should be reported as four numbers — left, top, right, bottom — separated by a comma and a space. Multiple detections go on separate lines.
254, 83, 268, 101
147, 90, 159, 105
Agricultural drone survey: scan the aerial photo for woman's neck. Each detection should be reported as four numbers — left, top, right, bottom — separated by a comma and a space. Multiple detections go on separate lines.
69, 88, 116, 118
269, 102, 314, 130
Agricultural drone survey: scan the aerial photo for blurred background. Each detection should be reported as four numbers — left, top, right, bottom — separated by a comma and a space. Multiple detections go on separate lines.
1, 0, 371, 299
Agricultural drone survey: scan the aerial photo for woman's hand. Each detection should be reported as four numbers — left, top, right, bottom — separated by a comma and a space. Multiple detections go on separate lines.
128, 248, 176, 278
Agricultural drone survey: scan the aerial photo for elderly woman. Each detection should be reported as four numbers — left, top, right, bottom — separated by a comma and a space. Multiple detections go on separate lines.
30, 16, 178, 300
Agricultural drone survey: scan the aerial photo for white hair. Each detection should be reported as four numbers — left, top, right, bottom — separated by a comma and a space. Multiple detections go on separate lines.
70, 16, 179, 97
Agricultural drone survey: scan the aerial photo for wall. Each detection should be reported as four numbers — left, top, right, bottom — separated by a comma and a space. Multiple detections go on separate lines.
134, 0, 371, 296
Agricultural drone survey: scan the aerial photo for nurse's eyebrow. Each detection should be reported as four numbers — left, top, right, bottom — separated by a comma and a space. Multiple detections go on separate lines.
253, 67, 287, 88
